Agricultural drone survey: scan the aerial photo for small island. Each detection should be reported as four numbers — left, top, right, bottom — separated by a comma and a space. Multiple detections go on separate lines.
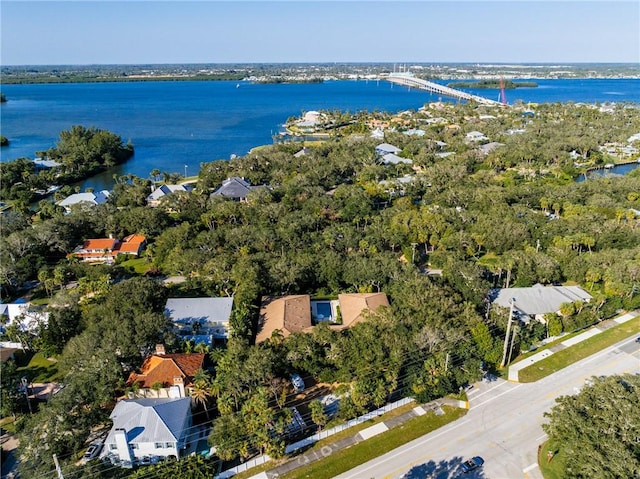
0, 135, 8, 146
0, 125, 133, 205
447, 79, 538, 89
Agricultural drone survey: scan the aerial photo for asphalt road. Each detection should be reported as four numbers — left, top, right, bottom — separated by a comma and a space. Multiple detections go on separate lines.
334, 335, 640, 479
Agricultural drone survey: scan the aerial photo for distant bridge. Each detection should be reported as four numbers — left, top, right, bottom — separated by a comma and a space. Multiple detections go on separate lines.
387, 72, 503, 106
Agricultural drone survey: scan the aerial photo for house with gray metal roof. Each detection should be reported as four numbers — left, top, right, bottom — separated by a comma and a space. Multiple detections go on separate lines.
211, 177, 257, 202
57, 190, 110, 212
165, 297, 234, 343
490, 284, 592, 323
146, 184, 192, 207
375, 143, 401, 156
382, 153, 413, 165
102, 397, 192, 466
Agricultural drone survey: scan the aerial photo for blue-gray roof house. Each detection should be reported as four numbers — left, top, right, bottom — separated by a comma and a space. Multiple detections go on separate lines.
102, 397, 192, 467
211, 177, 257, 202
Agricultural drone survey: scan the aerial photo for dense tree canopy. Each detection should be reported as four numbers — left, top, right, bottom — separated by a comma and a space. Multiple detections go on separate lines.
542, 374, 640, 479
5, 101, 640, 477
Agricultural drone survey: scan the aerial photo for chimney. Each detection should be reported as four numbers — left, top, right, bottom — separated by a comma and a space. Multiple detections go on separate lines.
114, 428, 133, 463
155, 344, 166, 355
173, 376, 185, 398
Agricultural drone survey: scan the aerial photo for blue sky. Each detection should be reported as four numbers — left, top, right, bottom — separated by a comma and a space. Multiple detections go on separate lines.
2, 1, 639, 65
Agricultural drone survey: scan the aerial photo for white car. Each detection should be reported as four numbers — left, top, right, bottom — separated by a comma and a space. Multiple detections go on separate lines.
82, 443, 102, 463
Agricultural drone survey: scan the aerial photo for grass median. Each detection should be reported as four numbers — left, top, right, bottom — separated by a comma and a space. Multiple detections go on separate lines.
280, 406, 467, 479
518, 315, 640, 383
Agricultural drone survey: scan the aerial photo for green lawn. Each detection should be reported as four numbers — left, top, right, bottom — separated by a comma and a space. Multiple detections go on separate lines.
280, 407, 467, 479
538, 439, 566, 479
16, 351, 63, 383
120, 257, 151, 274
518, 315, 640, 383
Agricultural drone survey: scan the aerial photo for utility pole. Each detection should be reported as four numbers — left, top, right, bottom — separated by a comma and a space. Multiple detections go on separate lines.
499, 298, 516, 369
53, 454, 65, 479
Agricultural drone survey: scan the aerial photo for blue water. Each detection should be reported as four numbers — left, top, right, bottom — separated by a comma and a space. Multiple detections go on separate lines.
1, 78, 639, 191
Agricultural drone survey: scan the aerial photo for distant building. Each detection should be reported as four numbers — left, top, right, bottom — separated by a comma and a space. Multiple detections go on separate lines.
375, 143, 401, 156
477, 142, 505, 155
465, 131, 488, 142
382, 153, 413, 165
69, 234, 146, 264
146, 184, 192, 207
32, 158, 61, 171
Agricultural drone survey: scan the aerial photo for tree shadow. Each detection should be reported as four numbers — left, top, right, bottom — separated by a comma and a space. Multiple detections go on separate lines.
402, 456, 487, 479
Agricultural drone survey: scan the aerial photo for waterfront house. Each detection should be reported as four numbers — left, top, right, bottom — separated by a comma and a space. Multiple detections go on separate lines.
489, 284, 592, 324
102, 397, 192, 466
69, 234, 146, 264
165, 297, 234, 343
146, 184, 193, 207
32, 158, 61, 171
57, 190, 110, 212
126, 345, 205, 399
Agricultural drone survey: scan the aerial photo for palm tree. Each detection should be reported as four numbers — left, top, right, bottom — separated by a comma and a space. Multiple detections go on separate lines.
151, 381, 163, 398
190, 379, 213, 419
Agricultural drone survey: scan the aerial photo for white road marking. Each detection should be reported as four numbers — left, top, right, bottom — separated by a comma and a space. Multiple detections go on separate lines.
523, 463, 539, 473
473, 384, 523, 409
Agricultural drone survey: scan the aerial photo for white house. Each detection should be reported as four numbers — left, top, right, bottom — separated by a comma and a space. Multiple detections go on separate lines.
0, 300, 49, 332
102, 397, 192, 466
57, 190, 110, 211
465, 131, 488, 142
165, 297, 234, 343
375, 143, 401, 156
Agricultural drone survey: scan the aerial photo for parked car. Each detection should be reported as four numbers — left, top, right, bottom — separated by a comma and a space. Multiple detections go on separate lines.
82, 443, 103, 463
291, 374, 305, 393
461, 456, 484, 473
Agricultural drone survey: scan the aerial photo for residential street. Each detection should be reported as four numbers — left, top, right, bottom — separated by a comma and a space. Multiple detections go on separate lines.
334, 334, 640, 479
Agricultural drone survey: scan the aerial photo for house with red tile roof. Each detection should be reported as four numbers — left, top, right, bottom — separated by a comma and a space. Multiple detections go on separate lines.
126, 346, 205, 399
69, 234, 146, 264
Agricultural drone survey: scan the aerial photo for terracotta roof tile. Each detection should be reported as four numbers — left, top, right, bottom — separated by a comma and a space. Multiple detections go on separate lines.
335, 293, 389, 330
256, 295, 311, 343
83, 238, 118, 250
127, 353, 204, 388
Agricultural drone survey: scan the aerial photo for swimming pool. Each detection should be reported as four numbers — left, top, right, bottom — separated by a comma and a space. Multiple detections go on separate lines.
315, 302, 332, 320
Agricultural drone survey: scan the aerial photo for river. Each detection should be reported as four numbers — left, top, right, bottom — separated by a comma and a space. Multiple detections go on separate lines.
1, 78, 639, 191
